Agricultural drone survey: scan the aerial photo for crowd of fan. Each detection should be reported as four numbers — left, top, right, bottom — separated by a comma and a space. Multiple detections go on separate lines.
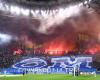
0, 49, 100, 72
0, 52, 14, 68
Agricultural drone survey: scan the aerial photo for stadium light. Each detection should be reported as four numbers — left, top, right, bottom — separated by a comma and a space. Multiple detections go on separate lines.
0, 0, 83, 19
0, 33, 12, 44
0, 0, 92, 18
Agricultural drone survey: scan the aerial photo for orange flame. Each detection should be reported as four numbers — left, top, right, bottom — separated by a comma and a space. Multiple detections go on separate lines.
43, 37, 75, 55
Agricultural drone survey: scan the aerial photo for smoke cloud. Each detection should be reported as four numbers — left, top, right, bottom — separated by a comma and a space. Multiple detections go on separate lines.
0, 1, 100, 54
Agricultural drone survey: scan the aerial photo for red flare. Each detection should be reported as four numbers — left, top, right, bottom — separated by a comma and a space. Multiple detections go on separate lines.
43, 37, 75, 55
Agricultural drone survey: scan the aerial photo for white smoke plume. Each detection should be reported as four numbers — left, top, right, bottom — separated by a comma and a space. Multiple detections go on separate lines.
36, 4, 83, 34
0, 0, 83, 34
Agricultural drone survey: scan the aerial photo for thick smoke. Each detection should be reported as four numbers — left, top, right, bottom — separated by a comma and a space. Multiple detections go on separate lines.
0, 1, 100, 54
30, 4, 82, 34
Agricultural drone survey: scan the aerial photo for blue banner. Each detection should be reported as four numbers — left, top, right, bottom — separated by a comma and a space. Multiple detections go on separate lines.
1, 56, 96, 74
